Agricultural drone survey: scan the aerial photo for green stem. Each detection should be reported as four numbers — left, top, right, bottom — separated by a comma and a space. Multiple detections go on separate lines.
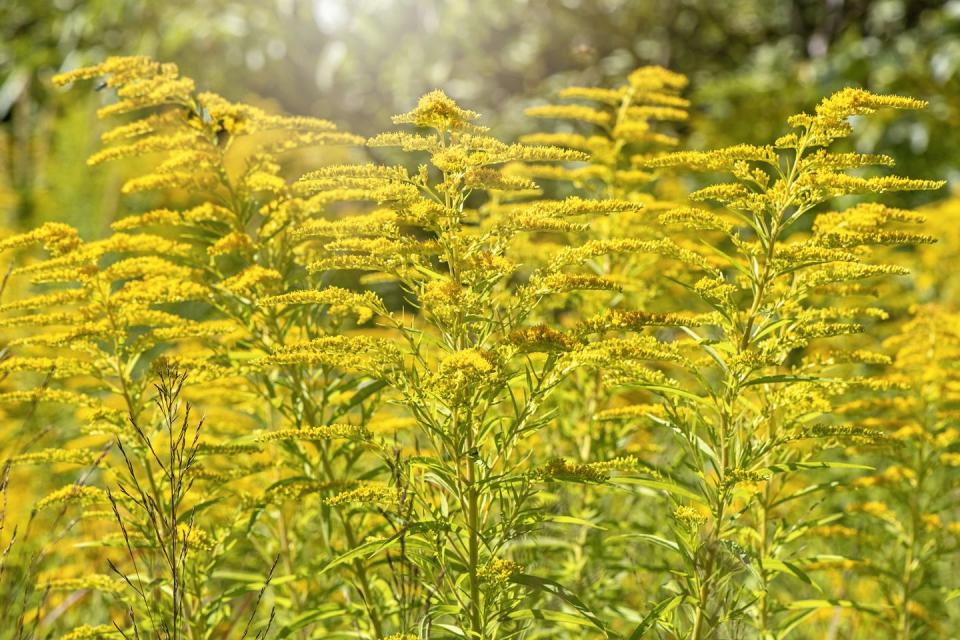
897, 534, 914, 640
318, 444, 386, 639
467, 461, 483, 638
758, 500, 770, 637
690, 545, 715, 640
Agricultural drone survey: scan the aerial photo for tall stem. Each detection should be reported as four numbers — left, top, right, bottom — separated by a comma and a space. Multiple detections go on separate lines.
317, 446, 385, 638
692, 149, 794, 637
898, 439, 924, 640
466, 432, 483, 638
690, 538, 716, 640
758, 498, 770, 637
897, 532, 914, 640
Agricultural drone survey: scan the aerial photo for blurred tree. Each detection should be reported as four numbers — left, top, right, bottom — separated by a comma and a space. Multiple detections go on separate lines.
2, 0, 958, 232
0, 0, 291, 233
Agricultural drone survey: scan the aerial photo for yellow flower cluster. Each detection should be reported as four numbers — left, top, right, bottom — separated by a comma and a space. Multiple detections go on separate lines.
40, 574, 125, 594
674, 505, 708, 530
2, 55, 952, 640
256, 424, 371, 443
260, 287, 384, 323
324, 482, 399, 507
477, 558, 524, 585
430, 349, 501, 404
521, 65, 689, 196
11, 447, 100, 466
60, 625, 122, 640
36, 485, 109, 510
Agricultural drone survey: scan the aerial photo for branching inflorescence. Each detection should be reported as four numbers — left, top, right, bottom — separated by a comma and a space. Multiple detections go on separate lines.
0, 55, 953, 640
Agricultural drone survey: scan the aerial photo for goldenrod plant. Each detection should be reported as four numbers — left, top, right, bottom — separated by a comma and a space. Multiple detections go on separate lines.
510, 67, 704, 628
521, 65, 689, 199
0, 52, 955, 640
595, 88, 943, 638
285, 89, 656, 637
826, 307, 960, 639
44, 56, 404, 638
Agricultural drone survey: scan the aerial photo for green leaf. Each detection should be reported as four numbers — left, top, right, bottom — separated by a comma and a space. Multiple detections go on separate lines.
273, 604, 357, 638
764, 461, 873, 474
687, 335, 729, 374
545, 514, 607, 530
614, 477, 703, 503
511, 573, 610, 635
776, 609, 818, 640
770, 480, 843, 508
182, 497, 221, 520
316, 531, 403, 577
627, 595, 684, 639
330, 379, 387, 419
699, 240, 751, 276
744, 374, 825, 387
630, 533, 681, 554
633, 383, 709, 405
762, 559, 820, 591
785, 598, 880, 614
431, 623, 467, 637
752, 317, 792, 341
509, 608, 602, 628
211, 570, 268, 583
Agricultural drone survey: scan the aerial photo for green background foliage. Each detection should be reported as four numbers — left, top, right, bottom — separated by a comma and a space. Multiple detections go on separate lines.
3, 0, 958, 234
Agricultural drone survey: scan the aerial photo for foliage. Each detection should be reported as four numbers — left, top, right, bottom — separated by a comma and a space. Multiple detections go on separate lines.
0, 53, 956, 640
